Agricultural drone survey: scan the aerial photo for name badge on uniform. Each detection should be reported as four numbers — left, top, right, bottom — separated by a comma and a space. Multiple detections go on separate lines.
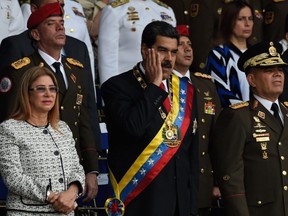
76, 94, 83, 105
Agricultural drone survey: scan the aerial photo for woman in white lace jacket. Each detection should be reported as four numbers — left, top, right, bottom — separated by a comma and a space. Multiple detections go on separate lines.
0, 66, 85, 215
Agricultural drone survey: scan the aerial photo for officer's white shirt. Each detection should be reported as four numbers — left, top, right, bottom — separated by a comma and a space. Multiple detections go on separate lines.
0, 0, 26, 43
98, 0, 176, 84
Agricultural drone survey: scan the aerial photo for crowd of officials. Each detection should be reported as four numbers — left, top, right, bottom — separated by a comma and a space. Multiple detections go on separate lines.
1, 0, 288, 215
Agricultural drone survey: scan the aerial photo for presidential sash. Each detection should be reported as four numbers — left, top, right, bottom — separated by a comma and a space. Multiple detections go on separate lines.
105, 75, 193, 215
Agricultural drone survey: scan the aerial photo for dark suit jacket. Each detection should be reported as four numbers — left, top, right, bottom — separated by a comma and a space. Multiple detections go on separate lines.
0, 52, 98, 173
190, 73, 221, 210
101, 64, 197, 216
0, 30, 102, 151
211, 97, 288, 216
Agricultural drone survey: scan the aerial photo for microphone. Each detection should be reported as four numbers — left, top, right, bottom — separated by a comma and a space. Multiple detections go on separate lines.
43, 129, 48, 134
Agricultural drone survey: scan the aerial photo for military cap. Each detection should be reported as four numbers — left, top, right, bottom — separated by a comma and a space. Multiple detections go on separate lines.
176, 25, 189, 36
27, 2, 63, 29
238, 41, 287, 74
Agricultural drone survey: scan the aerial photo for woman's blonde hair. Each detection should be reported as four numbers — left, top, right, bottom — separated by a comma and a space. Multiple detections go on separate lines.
10, 66, 60, 130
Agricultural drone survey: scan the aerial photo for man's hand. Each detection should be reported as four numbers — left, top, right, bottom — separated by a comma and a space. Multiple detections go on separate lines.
83, 173, 99, 203
145, 48, 163, 86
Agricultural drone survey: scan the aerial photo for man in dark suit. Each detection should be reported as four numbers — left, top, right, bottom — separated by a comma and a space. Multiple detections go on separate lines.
101, 21, 196, 216
173, 25, 222, 216
212, 41, 288, 215
0, 2, 99, 202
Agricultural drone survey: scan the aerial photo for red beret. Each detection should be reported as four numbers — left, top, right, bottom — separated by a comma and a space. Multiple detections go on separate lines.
176, 25, 189, 36
27, 2, 63, 29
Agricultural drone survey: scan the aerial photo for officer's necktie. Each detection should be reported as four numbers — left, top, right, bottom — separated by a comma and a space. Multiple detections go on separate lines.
271, 103, 283, 127
52, 62, 66, 90
160, 82, 171, 112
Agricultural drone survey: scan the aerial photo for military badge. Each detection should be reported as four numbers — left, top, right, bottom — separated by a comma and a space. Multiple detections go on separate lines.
0, 77, 12, 93
105, 198, 125, 216
190, 4, 199, 17
204, 102, 215, 115
110, 0, 129, 8
264, 11, 274, 25
72, 7, 85, 17
127, 10, 139, 21
254, 9, 263, 19
76, 94, 83, 105
257, 111, 265, 119
160, 12, 173, 22
11, 57, 31, 69
192, 118, 197, 134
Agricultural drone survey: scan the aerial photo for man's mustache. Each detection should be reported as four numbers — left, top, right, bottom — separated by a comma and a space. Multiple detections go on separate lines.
161, 61, 172, 68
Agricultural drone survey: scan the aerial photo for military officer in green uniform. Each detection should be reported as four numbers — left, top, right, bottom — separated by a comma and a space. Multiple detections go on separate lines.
174, 25, 222, 216
211, 41, 288, 216
0, 2, 99, 202
263, 0, 288, 41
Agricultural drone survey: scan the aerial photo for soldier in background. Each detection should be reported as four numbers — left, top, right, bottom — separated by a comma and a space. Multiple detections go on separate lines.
263, 0, 288, 41
0, 0, 26, 43
98, 0, 176, 84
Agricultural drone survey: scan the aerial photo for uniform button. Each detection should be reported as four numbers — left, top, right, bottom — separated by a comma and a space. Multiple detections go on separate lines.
65, 15, 70, 19
201, 151, 205, 156
78, 112, 80, 117
279, 142, 282, 146
73, 106, 76, 109
75, 138, 78, 142
54, 151, 59, 156
284, 186, 288, 191
199, 62, 206, 69
201, 118, 205, 123
200, 168, 205, 173
281, 156, 285, 160
131, 27, 136, 32
61, 106, 64, 110
257, 200, 262, 205
202, 135, 206, 140
184, 10, 188, 15
145, 7, 149, 10
223, 175, 230, 181
70, 28, 75, 33
75, 122, 78, 126
186, 25, 189, 29
283, 171, 287, 176
59, 178, 63, 183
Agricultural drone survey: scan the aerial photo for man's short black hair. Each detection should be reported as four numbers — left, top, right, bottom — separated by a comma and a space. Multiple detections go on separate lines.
141, 21, 179, 48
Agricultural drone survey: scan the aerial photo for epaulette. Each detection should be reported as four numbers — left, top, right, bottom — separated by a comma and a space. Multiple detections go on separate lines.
153, 0, 169, 8
67, 58, 83, 68
194, 72, 212, 80
229, 101, 249, 109
110, 0, 129, 8
283, 102, 288, 108
272, 0, 286, 2
11, 57, 31, 69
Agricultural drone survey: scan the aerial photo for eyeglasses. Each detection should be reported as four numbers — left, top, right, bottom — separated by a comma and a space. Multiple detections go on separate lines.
29, 86, 59, 94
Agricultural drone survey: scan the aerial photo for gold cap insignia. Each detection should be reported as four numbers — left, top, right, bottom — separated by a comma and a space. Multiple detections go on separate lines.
268, 42, 277, 56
